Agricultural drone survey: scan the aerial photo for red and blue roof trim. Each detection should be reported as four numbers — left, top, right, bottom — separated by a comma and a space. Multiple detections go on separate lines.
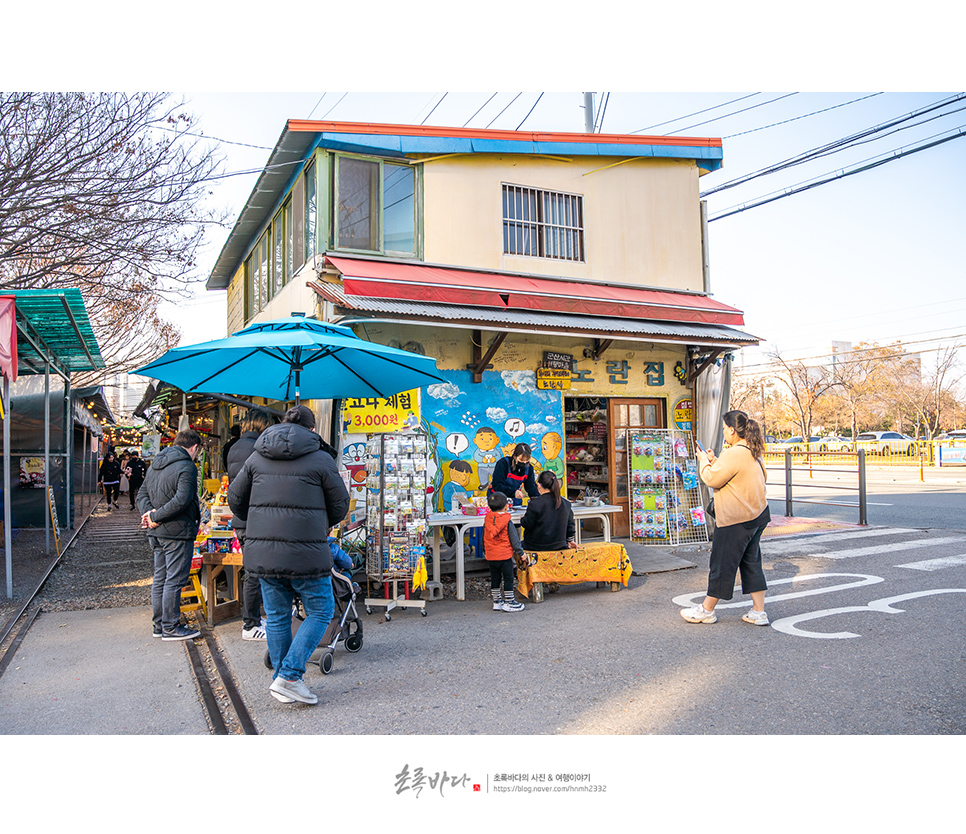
287, 120, 724, 172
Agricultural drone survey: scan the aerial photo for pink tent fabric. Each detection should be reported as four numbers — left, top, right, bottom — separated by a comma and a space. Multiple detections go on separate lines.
0, 296, 17, 382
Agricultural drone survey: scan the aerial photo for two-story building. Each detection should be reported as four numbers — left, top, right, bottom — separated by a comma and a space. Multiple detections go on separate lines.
205, 120, 757, 536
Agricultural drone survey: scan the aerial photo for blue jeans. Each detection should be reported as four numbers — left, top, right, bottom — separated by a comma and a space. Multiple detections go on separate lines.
260, 576, 334, 682
149, 536, 194, 632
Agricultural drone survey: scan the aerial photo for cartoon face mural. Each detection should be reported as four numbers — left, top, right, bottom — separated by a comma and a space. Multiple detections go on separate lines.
425, 369, 563, 510
540, 431, 565, 479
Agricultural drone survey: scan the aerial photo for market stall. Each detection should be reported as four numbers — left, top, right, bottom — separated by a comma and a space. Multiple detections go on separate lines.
516, 541, 633, 602
191, 477, 243, 625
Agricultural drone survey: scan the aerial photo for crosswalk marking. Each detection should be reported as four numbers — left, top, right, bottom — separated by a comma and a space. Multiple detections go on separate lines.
764, 528, 921, 552
896, 554, 966, 572
770, 536, 966, 560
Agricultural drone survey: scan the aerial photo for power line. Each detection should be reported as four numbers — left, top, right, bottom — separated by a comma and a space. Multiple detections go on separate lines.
320, 93, 348, 120
708, 126, 966, 221
594, 92, 610, 133
463, 93, 497, 128
665, 93, 800, 136
486, 93, 522, 129
150, 125, 272, 151
516, 93, 544, 130
721, 92, 884, 139
631, 93, 761, 134
306, 93, 327, 119
703, 93, 966, 196
420, 92, 448, 125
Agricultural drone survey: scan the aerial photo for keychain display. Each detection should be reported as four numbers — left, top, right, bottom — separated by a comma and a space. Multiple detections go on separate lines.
627, 429, 710, 546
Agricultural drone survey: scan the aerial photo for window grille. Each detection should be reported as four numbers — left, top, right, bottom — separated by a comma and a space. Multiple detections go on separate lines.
503, 184, 584, 262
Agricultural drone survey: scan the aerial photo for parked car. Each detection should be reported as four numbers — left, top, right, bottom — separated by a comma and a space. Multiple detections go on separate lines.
818, 436, 852, 452
935, 430, 966, 442
855, 431, 916, 455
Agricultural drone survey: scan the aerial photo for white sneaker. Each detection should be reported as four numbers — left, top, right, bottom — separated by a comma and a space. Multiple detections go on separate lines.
502, 599, 525, 612
269, 676, 317, 705
242, 625, 267, 640
680, 604, 717, 624
742, 609, 769, 626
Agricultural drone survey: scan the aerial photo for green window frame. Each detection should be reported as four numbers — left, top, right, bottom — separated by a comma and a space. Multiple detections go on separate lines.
332, 154, 418, 257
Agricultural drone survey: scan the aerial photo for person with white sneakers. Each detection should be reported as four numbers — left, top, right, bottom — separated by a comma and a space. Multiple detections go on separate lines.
482, 490, 526, 612
681, 410, 771, 627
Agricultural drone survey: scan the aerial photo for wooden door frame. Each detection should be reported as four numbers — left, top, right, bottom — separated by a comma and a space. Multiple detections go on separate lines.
607, 397, 667, 538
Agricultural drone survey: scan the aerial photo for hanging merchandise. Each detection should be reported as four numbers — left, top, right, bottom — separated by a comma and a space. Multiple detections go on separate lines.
363, 429, 430, 619
627, 428, 710, 546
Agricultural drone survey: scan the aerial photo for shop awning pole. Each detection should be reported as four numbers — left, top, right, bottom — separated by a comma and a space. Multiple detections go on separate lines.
4, 375, 12, 599
44, 360, 50, 554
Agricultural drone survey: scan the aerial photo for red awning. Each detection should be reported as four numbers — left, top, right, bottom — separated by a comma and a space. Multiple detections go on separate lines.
323, 256, 744, 327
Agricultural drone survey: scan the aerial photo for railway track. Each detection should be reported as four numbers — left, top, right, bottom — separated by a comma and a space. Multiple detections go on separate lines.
0, 498, 258, 735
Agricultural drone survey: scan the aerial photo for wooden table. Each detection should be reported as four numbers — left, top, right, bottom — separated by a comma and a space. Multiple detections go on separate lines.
426, 503, 622, 601
201, 550, 243, 625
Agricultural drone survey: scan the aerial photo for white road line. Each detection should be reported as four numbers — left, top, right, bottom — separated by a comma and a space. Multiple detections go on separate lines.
764, 527, 921, 552
896, 554, 966, 571
809, 536, 966, 560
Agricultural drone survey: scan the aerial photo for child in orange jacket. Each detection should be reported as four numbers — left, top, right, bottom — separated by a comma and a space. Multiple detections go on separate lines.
483, 491, 526, 612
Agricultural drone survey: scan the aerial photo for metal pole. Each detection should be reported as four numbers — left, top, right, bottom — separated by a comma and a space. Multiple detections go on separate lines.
81, 427, 88, 517
64, 377, 71, 527
583, 92, 595, 133
858, 450, 868, 525
784, 449, 793, 517
4, 375, 12, 599
44, 361, 50, 554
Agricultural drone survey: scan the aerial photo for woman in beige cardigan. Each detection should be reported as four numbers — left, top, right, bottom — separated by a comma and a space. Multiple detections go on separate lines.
681, 410, 771, 626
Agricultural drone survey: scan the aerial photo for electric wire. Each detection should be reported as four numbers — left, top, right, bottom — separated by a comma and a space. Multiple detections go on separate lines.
631, 93, 761, 134
320, 92, 348, 120
515, 92, 544, 130
665, 93, 800, 135
708, 126, 966, 221
595, 92, 610, 133
703, 93, 966, 196
463, 93, 498, 127
420, 92, 448, 125
486, 93, 521, 128
306, 93, 327, 119
721, 92, 884, 139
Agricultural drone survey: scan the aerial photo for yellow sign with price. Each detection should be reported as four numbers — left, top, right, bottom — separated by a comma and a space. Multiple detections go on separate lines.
343, 389, 421, 434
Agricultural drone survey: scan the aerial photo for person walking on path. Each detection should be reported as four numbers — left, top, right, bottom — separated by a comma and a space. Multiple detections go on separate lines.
126, 450, 147, 511
228, 405, 349, 706
483, 491, 526, 612
226, 407, 275, 641
681, 410, 771, 626
98, 451, 122, 510
137, 430, 204, 642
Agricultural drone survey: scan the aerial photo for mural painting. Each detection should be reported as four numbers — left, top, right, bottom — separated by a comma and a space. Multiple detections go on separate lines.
424, 369, 563, 510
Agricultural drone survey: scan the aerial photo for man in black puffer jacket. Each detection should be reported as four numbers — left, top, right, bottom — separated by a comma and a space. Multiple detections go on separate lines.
226, 407, 275, 641
228, 406, 349, 706
137, 429, 203, 642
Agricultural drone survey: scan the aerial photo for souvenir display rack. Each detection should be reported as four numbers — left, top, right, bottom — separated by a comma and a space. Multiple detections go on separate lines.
363, 430, 429, 619
628, 428, 709, 546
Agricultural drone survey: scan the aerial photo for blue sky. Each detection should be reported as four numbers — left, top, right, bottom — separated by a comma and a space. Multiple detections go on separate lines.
170, 91, 964, 377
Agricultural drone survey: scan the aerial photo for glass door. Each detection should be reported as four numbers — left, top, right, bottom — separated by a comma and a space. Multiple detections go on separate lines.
608, 398, 665, 538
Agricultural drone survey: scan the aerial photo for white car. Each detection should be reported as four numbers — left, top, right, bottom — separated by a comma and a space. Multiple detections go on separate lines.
855, 431, 916, 455
817, 436, 852, 452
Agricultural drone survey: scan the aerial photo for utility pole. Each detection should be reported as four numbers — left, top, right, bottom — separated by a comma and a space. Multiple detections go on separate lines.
583, 92, 595, 133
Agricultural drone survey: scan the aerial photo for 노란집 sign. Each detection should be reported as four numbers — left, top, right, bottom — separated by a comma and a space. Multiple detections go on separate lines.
344, 390, 421, 433
536, 368, 572, 390
673, 397, 693, 431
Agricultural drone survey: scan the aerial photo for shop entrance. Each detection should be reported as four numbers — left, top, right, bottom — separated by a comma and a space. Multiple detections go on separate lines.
564, 396, 666, 539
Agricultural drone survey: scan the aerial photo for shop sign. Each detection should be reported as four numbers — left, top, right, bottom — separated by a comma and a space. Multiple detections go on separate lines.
344, 389, 421, 433
543, 351, 574, 372
142, 434, 161, 458
536, 368, 572, 390
673, 397, 693, 431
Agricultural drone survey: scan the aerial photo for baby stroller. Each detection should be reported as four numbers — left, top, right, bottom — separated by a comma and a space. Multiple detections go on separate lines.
262, 567, 364, 675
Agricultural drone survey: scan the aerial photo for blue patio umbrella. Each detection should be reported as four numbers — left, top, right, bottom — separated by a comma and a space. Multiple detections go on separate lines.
134, 315, 447, 405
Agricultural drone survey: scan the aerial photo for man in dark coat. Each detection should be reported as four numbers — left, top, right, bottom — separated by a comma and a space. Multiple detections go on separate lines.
126, 450, 148, 511
226, 407, 275, 640
138, 429, 203, 642
228, 406, 349, 705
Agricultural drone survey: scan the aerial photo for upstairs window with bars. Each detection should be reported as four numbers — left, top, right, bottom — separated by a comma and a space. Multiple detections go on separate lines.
502, 184, 584, 262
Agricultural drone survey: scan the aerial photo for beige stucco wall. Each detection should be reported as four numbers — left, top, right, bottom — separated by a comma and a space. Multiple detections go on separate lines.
422, 154, 704, 291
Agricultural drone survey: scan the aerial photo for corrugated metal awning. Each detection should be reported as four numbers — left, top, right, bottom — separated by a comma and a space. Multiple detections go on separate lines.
310, 280, 759, 347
